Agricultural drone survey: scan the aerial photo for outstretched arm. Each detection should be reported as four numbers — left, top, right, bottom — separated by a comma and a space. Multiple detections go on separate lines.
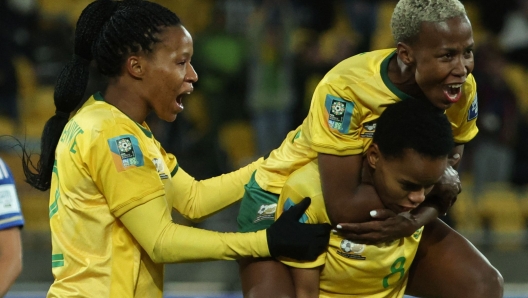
120, 196, 330, 263
0, 227, 22, 297
171, 157, 263, 221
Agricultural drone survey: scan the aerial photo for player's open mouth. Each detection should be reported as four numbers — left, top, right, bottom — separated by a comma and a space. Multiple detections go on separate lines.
176, 95, 184, 110
443, 83, 463, 103
176, 91, 191, 110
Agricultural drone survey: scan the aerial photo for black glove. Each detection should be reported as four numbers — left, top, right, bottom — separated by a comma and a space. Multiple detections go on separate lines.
266, 197, 331, 260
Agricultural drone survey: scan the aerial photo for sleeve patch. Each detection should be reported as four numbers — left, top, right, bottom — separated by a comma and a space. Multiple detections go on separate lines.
107, 135, 144, 172
467, 93, 478, 121
325, 94, 354, 133
0, 184, 21, 216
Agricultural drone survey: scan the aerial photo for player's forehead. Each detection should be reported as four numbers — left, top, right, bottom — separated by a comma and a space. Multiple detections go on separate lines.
386, 150, 446, 185
414, 16, 473, 50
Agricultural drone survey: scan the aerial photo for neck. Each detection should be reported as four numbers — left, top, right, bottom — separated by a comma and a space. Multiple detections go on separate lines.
388, 54, 416, 85
387, 55, 426, 100
104, 78, 149, 123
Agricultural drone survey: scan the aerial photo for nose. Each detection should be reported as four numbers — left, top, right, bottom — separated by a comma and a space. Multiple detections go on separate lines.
186, 63, 198, 83
452, 56, 468, 77
408, 189, 426, 205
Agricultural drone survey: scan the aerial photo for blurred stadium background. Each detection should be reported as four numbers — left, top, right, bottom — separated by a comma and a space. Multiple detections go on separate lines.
1, 0, 528, 297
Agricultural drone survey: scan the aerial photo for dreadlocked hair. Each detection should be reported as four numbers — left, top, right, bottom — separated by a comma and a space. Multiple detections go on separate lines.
23, 0, 181, 191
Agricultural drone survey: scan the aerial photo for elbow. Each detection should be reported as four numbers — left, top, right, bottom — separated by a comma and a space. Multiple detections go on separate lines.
14, 257, 22, 279
182, 214, 207, 223
1, 256, 23, 292
149, 251, 166, 264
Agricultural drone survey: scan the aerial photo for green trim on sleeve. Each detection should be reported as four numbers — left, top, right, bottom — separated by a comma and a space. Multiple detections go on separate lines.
52, 254, 64, 268
170, 163, 179, 177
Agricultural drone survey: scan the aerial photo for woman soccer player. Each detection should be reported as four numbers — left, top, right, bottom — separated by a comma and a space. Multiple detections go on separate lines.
19, 1, 331, 297
237, 0, 503, 297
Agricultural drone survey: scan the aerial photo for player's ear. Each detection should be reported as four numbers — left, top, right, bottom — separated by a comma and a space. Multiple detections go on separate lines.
397, 42, 415, 66
126, 55, 145, 79
366, 144, 380, 169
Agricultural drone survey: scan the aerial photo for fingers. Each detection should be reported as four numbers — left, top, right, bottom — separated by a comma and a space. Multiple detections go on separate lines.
368, 209, 398, 219
332, 229, 379, 245
282, 197, 311, 220
448, 153, 460, 166
295, 223, 331, 260
335, 222, 378, 234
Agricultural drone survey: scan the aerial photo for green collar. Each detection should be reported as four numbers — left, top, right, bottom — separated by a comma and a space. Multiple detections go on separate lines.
380, 51, 414, 101
92, 92, 152, 138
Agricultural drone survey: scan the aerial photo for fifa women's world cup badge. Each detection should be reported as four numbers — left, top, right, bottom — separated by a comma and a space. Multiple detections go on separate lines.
325, 94, 354, 134
107, 135, 145, 171
331, 101, 346, 122
117, 138, 134, 160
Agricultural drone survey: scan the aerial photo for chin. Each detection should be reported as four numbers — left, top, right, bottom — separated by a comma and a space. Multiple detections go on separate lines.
430, 99, 452, 111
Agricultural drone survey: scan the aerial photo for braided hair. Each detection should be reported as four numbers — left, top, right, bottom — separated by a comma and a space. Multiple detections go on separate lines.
23, 0, 181, 190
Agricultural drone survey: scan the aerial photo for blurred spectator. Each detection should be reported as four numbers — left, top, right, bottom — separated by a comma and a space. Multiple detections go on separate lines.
0, 0, 38, 124
476, 0, 516, 35
498, 0, 528, 68
343, 0, 380, 53
246, 0, 297, 156
469, 41, 519, 198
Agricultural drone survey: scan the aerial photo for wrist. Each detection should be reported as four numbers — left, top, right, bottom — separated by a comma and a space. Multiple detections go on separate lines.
410, 203, 439, 227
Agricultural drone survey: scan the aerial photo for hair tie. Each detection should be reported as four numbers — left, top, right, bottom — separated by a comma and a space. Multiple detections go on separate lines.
55, 110, 71, 119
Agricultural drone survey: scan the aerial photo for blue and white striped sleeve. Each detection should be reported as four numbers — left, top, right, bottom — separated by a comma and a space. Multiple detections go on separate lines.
0, 158, 24, 230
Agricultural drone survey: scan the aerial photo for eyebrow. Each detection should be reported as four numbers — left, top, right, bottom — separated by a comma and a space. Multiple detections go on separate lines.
398, 179, 435, 189
441, 43, 475, 52
398, 179, 420, 187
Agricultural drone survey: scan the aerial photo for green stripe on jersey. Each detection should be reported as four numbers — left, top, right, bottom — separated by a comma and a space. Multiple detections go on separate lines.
52, 254, 64, 268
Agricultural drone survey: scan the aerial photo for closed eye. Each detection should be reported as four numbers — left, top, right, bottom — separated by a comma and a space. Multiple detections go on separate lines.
400, 180, 435, 192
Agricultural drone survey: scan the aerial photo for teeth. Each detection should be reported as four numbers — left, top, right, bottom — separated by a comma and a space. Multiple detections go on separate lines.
448, 84, 462, 88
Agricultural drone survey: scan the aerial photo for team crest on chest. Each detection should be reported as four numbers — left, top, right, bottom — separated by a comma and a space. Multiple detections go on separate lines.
337, 239, 366, 260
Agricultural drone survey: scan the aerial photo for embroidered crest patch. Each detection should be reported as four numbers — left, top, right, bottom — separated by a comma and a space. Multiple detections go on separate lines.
360, 121, 377, 138
253, 203, 277, 223
108, 135, 144, 172
153, 158, 168, 179
325, 95, 354, 133
337, 239, 366, 260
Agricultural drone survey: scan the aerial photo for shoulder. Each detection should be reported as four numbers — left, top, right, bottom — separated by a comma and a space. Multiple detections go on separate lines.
321, 49, 395, 88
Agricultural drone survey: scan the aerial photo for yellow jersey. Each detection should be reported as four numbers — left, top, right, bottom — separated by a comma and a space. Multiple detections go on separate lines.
48, 93, 267, 297
276, 161, 422, 297
257, 49, 478, 194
